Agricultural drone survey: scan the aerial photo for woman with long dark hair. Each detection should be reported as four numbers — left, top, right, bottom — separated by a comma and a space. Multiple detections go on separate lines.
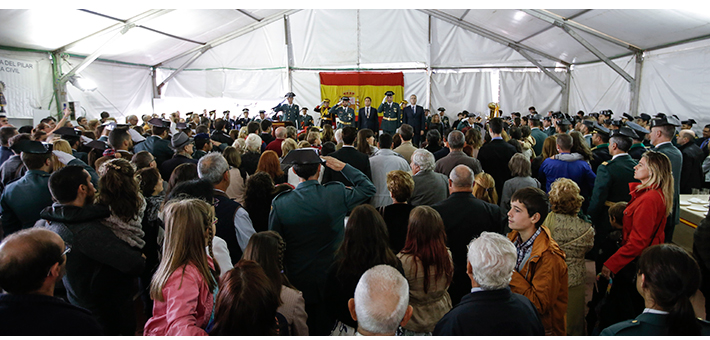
164, 163, 198, 198
324, 204, 403, 336
243, 172, 291, 233
242, 231, 308, 335
397, 206, 453, 335
355, 128, 377, 156
601, 244, 710, 335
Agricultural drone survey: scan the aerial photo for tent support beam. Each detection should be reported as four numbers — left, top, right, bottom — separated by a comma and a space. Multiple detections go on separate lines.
285, 14, 294, 92
630, 52, 643, 115
562, 25, 635, 84
513, 47, 566, 88
521, 9, 642, 53
419, 9, 570, 66
517, 9, 591, 43
156, 47, 208, 96
154, 10, 300, 68
51, 52, 67, 116
426, 15, 432, 112
561, 65, 570, 113
236, 9, 263, 22
59, 24, 136, 83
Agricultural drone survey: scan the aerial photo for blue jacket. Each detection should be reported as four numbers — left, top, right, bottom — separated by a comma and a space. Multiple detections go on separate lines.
539, 153, 596, 198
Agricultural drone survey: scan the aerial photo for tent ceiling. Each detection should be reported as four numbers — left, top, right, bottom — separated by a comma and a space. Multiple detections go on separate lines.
1, 9, 710, 67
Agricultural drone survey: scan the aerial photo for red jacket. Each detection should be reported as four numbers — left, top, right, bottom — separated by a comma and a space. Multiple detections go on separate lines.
604, 183, 667, 274
265, 138, 285, 157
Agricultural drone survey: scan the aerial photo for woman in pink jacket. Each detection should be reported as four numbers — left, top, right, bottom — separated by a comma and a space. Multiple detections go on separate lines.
144, 198, 220, 336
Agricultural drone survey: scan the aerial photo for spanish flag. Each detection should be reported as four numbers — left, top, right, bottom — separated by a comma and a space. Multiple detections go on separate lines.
319, 72, 404, 123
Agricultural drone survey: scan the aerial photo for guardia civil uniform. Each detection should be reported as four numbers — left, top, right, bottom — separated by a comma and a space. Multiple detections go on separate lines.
299, 113, 314, 130
600, 311, 710, 335
626, 121, 651, 161
331, 97, 355, 130
590, 122, 612, 173
274, 92, 300, 124
650, 115, 683, 242
378, 91, 401, 135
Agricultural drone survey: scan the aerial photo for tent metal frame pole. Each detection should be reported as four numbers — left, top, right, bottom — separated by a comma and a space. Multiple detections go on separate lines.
51, 52, 67, 116
156, 48, 208, 95
285, 14, 294, 92
630, 52, 643, 115
562, 65, 571, 113
426, 15, 432, 112
561, 25, 635, 84
59, 25, 135, 83
513, 47, 566, 88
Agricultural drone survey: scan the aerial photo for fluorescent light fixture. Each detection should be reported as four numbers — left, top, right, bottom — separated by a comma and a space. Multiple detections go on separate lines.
68, 75, 98, 92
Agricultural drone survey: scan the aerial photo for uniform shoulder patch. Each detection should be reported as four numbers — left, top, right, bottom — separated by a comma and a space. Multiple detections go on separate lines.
601, 161, 609, 166
272, 188, 293, 201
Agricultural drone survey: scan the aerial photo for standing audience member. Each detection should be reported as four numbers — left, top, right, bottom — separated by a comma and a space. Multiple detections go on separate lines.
601, 244, 710, 335
477, 118, 518, 203
322, 126, 372, 186
472, 172, 498, 205
0, 126, 17, 166
677, 129, 704, 194
369, 134, 411, 208
506, 187, 568, 336
159, 132, 197, 182
242, 231, 309, 335
397, 206, 453, 335
539, 133, 596, 199
435, 130, 482, 177
38, 165, 144, 335
348, 265, 413, 336
133, 118, 172, 167
241, 133, 263, 175
136, 167, 164, 225
543, 178, 595, 335
256, 150, 286, 184
393, 124, 417, 163
409, 149, 448, 206
223, 146, 248, 204
431, 165, 505, 305
243, 171, 291, 233
164, 163, 198, 198
380, 170, 415, 254
648, 115, 681, 242
0, 133, 31, 193
144, 199, 220, 336
433, 232, 544, 336
265, 127, 287, 157
500, 153, 541, 213
424, 130, 442, 154
325, 204, 404, 336
209, 260, 284, 336
598, 151, 673, 331
131, 150, 157, 170
695, 208, 710, 322
531, 135, 557, 185
0, 228, 104, 335
462, 127, 483, 158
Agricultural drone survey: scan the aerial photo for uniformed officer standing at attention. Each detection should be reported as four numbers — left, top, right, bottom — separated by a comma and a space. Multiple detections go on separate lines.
590, 122, 612, 173
133, 117, 174, 168
269, 149, 376, 335
436, 107, 452, 136
314, 99, 333, 128
378, 91, 401, 136
298, 107, 314, 130
236, 108, 250, 129
252, 110, 267, 123
274, 92, 300, 124
649, 114, 682, 243
542, 116, 555, 136
627, 121, 651, 160
332, 96, 355, 130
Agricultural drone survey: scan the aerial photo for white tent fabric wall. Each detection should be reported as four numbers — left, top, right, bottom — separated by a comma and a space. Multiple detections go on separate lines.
568, 55, 635, 116
639, 40, 710, 128
499, 70, 563, 114
431, 71, 492, 119
0, 50, 53, 118
63, 57, 153, 120
358, 10, 428, 67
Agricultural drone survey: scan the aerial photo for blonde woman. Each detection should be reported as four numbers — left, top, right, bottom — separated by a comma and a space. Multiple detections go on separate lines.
599, 150, 674, 329
144, 198, 220, 336
543, 178, 594, 336
51, 139, 73, 172
472, 172, 497, 205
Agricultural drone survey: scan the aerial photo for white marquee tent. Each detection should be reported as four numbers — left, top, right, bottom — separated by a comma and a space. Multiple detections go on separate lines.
1, 8, 710, 127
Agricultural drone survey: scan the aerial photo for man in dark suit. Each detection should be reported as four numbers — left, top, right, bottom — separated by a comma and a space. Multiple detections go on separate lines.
322, 126, 372, 187
477, 118, 518, 204
695, 124, 710, 158
650, 114, 682, 243
402, 94, 426, 147
678, 129, 704, 194
210, 118, 234, 146
433, 232, 544, 336
358, 96, 379, 134
133, 118, 173, 168
431, 165, 505, 306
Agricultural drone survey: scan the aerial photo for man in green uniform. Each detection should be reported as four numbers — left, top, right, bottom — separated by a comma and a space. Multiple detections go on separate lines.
298, 107, 314, 130
269, 149, 375, 335
528, 114, 548, 156
331, 97, 355, 130
274, 92, 300, 124
436, 107, 451, 136
627, 121, 650, 160
378, 91, 400, 136
590, 122, 612, 173
133, 117, 174, 168
649, 114, 683, 243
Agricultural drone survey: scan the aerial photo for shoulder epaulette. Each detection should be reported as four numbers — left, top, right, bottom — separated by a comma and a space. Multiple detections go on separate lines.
601, 161, 609, 166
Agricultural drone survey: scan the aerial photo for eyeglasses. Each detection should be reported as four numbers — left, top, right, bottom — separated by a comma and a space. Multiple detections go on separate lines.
48, 244, 71, 276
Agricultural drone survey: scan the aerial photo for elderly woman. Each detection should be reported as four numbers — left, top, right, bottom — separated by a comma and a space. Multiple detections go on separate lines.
379, 170, 416, 254
223, 146, 248, 204
500, 153, 541, 213
543, 178, 594, 336
409, 149, 449, 206
241, 133, 262, 175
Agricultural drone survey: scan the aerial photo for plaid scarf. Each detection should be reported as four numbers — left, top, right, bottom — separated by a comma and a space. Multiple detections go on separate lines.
514, 227, 542, 272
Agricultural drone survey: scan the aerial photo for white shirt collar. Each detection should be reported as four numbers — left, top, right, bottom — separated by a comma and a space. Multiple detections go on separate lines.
342, 145, 355, 148
643, 308, 669, 315
470, 287, 485, 293
611, 152, 629, 160
654, 141, 672, 148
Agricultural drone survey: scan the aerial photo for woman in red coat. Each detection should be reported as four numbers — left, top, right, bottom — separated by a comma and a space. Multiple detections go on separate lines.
598, 150, 674, 331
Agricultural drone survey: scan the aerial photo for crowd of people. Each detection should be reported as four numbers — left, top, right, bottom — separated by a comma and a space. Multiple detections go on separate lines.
0, 95, 709, 336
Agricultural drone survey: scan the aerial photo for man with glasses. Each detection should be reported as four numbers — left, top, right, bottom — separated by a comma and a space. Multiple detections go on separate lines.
36, 165, 145, 335
0, 228, 103, 335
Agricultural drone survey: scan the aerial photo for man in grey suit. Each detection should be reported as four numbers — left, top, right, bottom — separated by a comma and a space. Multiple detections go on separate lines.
649, 114, 683, 243
435, 130, 482, 177
410, 149, 448, 206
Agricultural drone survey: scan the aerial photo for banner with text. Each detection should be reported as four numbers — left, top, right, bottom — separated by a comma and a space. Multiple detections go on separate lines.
0, 57, 40, 118
319, 72, 404, 123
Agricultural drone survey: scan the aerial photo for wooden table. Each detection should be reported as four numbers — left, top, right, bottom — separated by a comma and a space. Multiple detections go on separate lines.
675, 194, 708, 253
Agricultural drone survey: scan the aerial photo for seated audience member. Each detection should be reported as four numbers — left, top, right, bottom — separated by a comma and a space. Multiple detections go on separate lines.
348, 264, 413, 336
242, 231, 309, 335
472, 172, 498, 205
424, 130, 442, 154
37, 165, 144, 335
506, 187, 568, 336
500, 153, 541, 213
265, 127, 287, 157
431, 165, 505, 306
601, 244, 710, 336
260, 120, 275, 145
1, 140, 96, 236
241, 133, 263, 175
0, 228, 104, 335
243, 172, 290, 233
392, 133, 402, 150
435, 130, 482, 177
209, 260, 285, 335
257, 150, 286, 184
369, 133, 411, 208
322, 126, 372, 186
543, 178, 594, 336
409, 149, 448, 206
164, 162, 198, 198
397, 206, 453, 335
380, 170, 415, 254
197, 152, 256, 264
325, 204, 404, 336
223, 146, 248, 204
144, 198, 220, 336
433, 232, 544, 336
356, 128, 378, 157
159, 132, 198, 182
131, 150, 157, 170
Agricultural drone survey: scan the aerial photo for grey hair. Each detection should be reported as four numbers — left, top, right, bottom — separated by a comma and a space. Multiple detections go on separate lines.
447, 130, 465, 149
285, 126, 297, 139
508, 153, 532, 177
245, 133, 262, 152
354, 264, 410, 335
411, 149, 435, 172
334, 129, 343, 144
197, 152, 229, 185
467, 232, 517, 290
449, 164, 474, 188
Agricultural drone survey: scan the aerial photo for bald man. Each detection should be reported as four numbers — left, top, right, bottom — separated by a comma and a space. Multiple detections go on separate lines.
0, 228, 103, 335
265, 126, 287, 156
678, 129, 705, 194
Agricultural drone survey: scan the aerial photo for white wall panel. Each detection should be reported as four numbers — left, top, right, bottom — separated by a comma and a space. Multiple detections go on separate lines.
569, 56, 634, 116
431, 71, 492, 121
499, 70, 563, 114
